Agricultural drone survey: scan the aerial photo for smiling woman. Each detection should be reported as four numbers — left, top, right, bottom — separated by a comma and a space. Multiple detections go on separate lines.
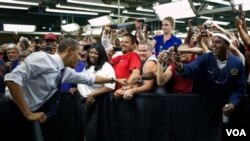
77, 43, 116, 107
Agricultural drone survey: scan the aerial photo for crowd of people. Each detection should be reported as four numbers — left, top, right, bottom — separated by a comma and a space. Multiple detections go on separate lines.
0, 11, 249, 141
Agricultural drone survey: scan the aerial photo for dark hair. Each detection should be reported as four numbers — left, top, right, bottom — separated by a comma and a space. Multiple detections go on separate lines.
86, 43, 108, 71
123, 33, 139, 45
58, 38, 79, 53
0, 60, 6, 73
144, 24, 151, 32
20, 39, 29, 50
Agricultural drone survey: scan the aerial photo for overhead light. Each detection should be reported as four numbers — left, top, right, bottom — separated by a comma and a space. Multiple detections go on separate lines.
153, 0, 196, 20
88, 15, 114, 27
206, 5, 214, 10
46, 7, 98, 15
0, 5, 28, 10
0, 0, 39, 6
198, 16, 213, 20
198, 17, 229, 25
213, 20, 230, 26
56, 3, 111, 13
205, 20, 229, 25
110, 13, 129, 18
193, 2, 201, 6
3, 24, 36, 32
67, 0, 125, 9
0, 31, 61, 35
175, 20, 185, 23
245, 18, 250, 21
61, 23, 80, 32
136, 6, 154, 13
123, 10, 155, 17
82, 28, 102, 36
109, 13, 146, 20
204, 0, 230, 6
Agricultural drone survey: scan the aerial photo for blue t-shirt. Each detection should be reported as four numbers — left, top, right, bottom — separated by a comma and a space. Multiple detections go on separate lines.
154, 34, 182, 57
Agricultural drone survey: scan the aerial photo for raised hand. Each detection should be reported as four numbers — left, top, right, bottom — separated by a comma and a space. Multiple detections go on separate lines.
158, 50, 169, 64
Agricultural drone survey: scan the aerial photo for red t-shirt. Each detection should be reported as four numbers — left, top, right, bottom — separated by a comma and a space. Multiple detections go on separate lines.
112, 52, 141, 89
170, 63, 193, 93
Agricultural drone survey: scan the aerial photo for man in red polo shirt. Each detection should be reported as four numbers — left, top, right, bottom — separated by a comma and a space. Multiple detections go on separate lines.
108, 33, 141, 98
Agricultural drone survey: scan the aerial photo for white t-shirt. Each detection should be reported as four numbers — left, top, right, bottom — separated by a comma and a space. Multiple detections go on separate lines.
77, 62, 116, 97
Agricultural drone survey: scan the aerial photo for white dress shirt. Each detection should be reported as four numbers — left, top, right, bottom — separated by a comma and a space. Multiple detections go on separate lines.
77, 62, 116, 97
5, 51, 96, 111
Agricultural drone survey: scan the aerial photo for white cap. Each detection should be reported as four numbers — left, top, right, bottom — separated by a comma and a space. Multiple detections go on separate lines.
213, 33, 231, 44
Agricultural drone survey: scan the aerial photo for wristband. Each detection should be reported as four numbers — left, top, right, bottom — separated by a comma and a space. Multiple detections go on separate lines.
111, 77, 116, 83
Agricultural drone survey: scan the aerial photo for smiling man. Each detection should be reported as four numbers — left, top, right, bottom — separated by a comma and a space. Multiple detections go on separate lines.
173, 33, 246, 127
109, 33, 141, 99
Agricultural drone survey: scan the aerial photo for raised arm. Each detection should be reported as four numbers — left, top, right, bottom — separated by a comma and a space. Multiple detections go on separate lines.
156, 52, 173, 86
236, 18, 250, 46
184, 19, 194, 44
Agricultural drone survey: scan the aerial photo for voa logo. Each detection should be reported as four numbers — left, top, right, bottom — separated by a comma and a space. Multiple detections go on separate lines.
226, 129, 246, 136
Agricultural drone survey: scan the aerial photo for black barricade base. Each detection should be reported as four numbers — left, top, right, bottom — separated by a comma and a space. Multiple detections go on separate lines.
38, 92, 250, 141
85, 93, 250, 141
41, 92, 84, 141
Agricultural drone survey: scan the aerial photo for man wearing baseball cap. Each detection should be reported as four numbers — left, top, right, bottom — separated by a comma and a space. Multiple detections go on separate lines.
172, 32, 246, 134
44, 33, 58, 54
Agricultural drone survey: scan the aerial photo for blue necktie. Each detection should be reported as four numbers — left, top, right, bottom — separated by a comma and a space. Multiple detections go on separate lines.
46, 68, 65, 118
57, 69, 65, 91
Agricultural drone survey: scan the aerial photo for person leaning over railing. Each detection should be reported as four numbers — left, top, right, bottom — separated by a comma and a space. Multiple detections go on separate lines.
0, 38, 126, 141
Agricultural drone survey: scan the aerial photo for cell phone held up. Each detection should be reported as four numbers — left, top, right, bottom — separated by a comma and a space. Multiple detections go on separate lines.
173, 43, 178, 53
201, 31, 208, 37
238, 4, 243, 17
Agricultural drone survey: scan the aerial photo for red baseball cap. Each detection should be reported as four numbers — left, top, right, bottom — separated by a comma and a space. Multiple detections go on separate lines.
44, 33, 57, 41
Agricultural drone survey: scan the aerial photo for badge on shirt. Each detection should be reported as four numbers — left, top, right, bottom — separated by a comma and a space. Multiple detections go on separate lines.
230, 68, 239, 76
